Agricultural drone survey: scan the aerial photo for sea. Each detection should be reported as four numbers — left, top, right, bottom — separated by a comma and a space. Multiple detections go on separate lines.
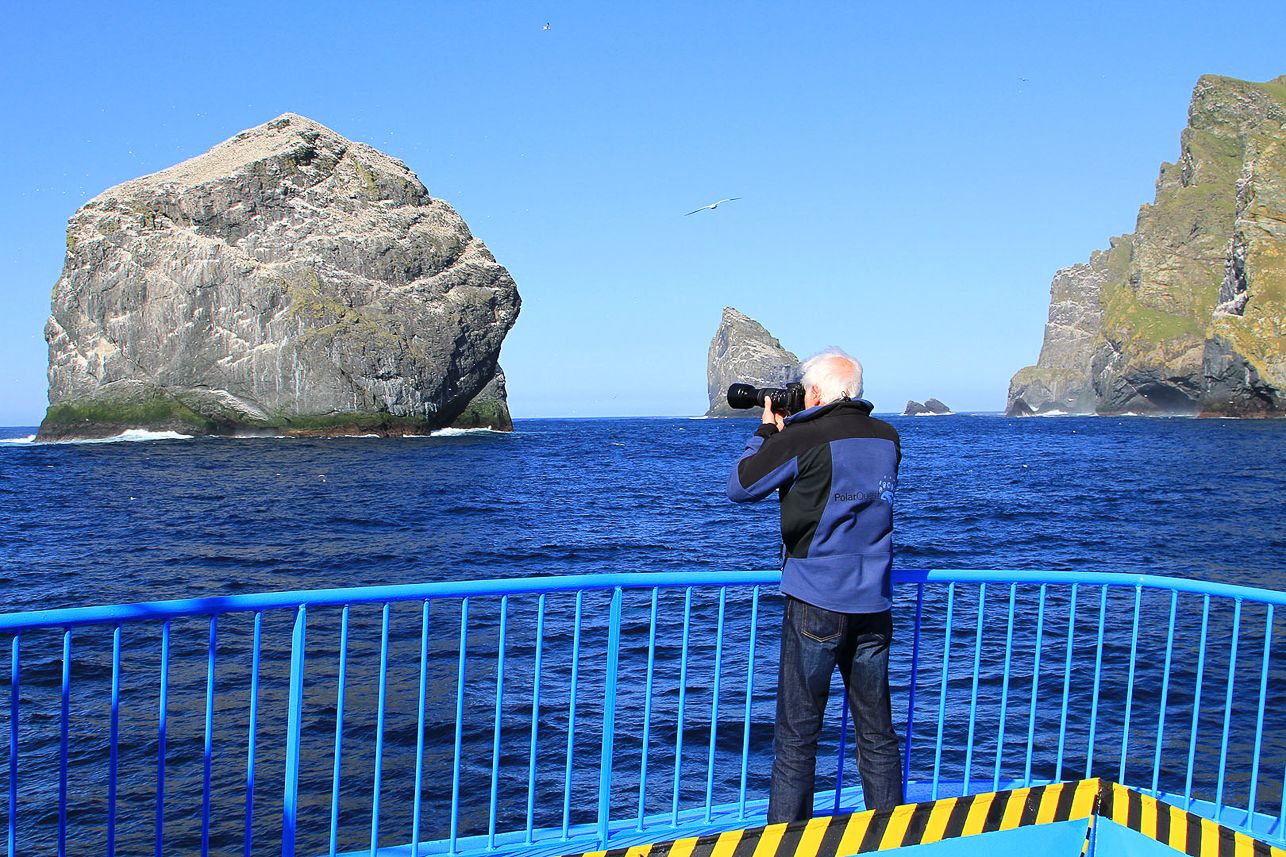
1, 414, 1284, 854
2, 414, 1284, 609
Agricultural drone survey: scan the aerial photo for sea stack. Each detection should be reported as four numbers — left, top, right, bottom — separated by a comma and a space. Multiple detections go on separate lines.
1007, 74, 1286, 417
38, 114, 519, 440
706, 307, 800, 416
904, 399, 951, 415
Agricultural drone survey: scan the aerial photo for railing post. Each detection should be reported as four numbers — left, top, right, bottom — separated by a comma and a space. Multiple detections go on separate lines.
281, 605, 307, 857
109, 624, 122, 857
1215, 598, 1242, 812
704, 587, 728, 821
638, 588, 660, 828
903, 581, 924, 795
155, 620, 170, 857
931, 583, 956, 800
835, 694, 849, 813
9, 633, 19, 857
671, 588, 693, 824
203, 616, 218, 857
244, 613, 263, 857
525, 594, 546, 843
59, 627, 71, 857
597, 587, 623, 844
737, 586, 760, 819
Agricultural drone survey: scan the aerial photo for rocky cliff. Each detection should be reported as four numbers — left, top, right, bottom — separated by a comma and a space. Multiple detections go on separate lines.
449, 366, 513, 431
38, 113, 519, 440
1008, 74, 1286, 416
706, 307, 800, 416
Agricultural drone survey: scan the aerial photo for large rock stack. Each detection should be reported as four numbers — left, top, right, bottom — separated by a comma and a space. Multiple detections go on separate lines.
706, 307, 800, 416
39, 113, 519, 439
1008, 74, 1286, 416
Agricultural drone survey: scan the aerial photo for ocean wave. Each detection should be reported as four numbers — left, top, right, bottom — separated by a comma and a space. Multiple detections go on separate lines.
70, 429, 194, 444
428, 427, 509, 437
1, 429, 198, 445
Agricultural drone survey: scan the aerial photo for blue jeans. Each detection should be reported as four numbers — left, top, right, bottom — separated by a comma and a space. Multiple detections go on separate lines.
767, 596, 903, 822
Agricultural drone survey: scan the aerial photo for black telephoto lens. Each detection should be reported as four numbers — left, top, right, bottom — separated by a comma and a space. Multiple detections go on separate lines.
726, 383, 762, 410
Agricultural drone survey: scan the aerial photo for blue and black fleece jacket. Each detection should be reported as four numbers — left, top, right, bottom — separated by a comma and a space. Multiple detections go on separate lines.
727, 399, 900, 614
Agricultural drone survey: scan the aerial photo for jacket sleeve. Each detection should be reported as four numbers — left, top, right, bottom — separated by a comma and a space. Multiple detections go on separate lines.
727, 425, 799, 503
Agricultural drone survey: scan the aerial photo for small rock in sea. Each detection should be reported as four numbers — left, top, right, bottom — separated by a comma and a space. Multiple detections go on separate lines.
904, 399, 952, 416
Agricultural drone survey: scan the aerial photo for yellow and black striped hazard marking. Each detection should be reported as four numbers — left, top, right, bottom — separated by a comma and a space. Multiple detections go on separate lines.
1095, 780, 1283, 857
564, 778, 1286, 857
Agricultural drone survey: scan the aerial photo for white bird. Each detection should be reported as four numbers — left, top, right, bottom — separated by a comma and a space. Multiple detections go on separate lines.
542, 22, 551, 29
685, 197, 741, 216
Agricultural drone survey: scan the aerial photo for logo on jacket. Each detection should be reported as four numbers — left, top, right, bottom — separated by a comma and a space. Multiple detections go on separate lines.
833, 477, 897, 506
878, 476, 896, 505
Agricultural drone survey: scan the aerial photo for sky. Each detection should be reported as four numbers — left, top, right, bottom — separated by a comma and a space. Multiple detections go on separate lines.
2, 1, 1285, 424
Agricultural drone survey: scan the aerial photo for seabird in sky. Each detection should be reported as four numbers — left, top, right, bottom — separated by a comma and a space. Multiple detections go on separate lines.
685, 197, 741, 216
542, 22, 551, 30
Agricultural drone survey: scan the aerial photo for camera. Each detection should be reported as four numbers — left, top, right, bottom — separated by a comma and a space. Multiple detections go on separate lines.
726, 382, 806, 415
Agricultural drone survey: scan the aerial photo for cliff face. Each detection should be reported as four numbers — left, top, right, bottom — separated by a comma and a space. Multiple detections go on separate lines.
449, 366, 513, 431
1008, 74, 1286, 416
706, 307, 800, 416
39, 114, 520, 440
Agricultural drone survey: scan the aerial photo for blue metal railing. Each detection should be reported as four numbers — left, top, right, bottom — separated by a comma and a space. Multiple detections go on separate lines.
1, 569, 1284, 856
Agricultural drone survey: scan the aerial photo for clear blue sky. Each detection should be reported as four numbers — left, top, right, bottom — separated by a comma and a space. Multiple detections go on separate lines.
3, 1, 1284, 423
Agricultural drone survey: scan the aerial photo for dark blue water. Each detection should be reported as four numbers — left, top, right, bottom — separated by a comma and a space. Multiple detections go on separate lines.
3, 415, 1284, 609
1, 415, 1284, 855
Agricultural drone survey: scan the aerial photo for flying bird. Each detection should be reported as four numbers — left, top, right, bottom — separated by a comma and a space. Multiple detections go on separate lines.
685, 197, 741, 216
542, 22, 551, 29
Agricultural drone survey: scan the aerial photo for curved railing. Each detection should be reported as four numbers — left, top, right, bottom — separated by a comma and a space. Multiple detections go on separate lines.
1, 569, 1282, 856
887, 569, 1286, 847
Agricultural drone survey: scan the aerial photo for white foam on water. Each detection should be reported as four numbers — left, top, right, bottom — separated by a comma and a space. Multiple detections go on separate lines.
73, 429, 195, 444
0, 434, 36, 445
429, 427, 506, 437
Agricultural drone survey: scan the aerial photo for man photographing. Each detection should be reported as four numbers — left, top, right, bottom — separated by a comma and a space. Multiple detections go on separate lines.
726, 347, 903, 822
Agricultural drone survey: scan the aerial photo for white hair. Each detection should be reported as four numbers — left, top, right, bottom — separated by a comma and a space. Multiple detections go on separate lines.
800, 347, 863, 404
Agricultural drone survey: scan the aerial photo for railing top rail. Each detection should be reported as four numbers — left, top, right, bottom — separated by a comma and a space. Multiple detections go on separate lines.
0, 570, 782, 632
903, 568, 1286, 605
1, 567, 1281, 633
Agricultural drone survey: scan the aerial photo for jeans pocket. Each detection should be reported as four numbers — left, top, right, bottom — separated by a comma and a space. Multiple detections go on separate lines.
794, 599, 844, 643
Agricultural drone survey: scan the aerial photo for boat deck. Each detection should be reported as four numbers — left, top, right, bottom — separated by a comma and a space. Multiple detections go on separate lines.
2, 569, 1284, 856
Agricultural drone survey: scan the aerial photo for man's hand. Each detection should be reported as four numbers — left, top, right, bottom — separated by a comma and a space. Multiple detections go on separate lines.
762, 401, 785, 432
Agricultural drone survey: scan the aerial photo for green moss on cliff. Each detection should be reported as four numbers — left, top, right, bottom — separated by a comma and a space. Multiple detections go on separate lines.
450, 398, 513, 431
1107, 302, 1204, 343
38, 395, 265, 440
352, 158, 382, 202
1186, 128, 1244, 174
37, 394, 443, 440
287, 270, 433, 364
127, 200, 156, 229
1208, 74, 1286, 107
1261, 79, 1286, 105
